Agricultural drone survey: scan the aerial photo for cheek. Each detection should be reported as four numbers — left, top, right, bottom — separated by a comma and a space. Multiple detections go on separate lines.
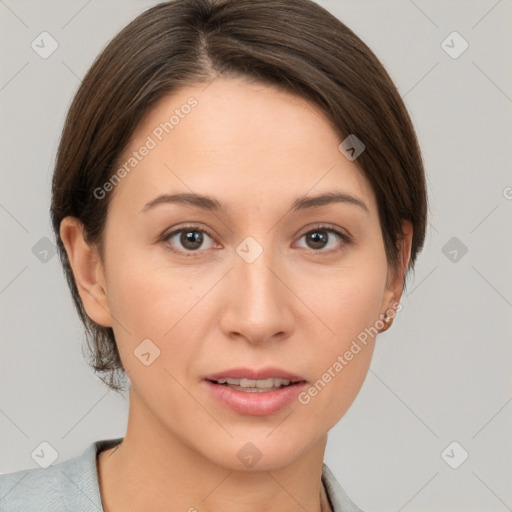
305, 256, 387, 344
296, 261, 387, 422
102, 240, 203, 369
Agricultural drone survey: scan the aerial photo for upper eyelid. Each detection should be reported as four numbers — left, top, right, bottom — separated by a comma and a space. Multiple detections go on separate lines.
165, 224, 216, 241
165, 224, 347, 239
163, 224, 350, 250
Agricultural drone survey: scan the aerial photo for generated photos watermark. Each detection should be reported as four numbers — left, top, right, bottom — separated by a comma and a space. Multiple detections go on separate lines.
93, 97, 198, 200
298, 301, 402, 405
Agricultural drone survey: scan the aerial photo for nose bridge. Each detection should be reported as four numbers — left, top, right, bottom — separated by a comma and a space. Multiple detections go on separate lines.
236, 233, 282, 310
221, 233, 292, 342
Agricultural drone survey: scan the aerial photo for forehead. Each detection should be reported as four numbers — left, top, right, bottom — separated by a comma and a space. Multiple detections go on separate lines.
110, 77, 376, 218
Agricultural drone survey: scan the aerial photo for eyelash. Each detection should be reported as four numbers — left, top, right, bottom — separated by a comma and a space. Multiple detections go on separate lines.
160, 223, 353, 258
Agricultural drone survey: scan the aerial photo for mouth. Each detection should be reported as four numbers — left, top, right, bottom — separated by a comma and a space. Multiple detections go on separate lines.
205, 377, 305, 393
203, 367, 307, 393
202, 367, 308, 415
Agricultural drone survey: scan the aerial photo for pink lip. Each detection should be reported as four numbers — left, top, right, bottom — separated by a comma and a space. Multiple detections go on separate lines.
203, 367, 308, 416
203, 366, 306, 382
203, 380, 307, 416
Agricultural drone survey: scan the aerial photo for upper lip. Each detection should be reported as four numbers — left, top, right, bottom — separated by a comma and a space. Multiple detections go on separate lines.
204, 367, 306, 383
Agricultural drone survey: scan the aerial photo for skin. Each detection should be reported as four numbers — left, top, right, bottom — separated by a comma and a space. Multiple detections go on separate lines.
60, 76, 412, 512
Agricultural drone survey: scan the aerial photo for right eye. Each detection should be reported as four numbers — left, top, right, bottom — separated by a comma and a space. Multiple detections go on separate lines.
162, 225, 218, 256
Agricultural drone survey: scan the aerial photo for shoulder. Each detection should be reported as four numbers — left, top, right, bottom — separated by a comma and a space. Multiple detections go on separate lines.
322, 463, 366, 512
0, 438, 123, 512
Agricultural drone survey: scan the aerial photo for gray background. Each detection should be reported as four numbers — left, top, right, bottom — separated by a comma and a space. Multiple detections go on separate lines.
1, 1, 511, 511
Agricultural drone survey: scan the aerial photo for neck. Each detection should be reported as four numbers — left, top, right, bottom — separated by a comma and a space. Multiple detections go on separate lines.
97, 389, 332, 512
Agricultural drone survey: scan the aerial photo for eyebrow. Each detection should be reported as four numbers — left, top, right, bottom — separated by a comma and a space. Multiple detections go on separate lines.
140, 191, 369, 214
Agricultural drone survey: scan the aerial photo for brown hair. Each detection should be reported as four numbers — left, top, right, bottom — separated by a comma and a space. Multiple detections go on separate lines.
51, 0, 428, 393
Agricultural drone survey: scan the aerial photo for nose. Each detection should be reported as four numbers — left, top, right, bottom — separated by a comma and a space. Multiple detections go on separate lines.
218, 239, 295, 345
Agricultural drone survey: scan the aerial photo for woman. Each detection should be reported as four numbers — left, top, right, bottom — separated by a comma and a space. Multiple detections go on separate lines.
0, 0, 427, 510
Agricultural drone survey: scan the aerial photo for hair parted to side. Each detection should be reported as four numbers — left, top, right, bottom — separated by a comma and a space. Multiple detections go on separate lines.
51, 0, 428, 393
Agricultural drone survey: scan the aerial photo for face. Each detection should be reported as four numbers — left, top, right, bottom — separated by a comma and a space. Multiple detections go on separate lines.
66, 76, 408, 471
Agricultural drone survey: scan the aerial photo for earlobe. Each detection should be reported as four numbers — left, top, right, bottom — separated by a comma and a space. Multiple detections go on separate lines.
59, 216, 113, 327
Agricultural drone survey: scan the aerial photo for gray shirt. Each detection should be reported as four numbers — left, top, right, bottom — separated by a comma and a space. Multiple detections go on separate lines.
0, 438, 364, 511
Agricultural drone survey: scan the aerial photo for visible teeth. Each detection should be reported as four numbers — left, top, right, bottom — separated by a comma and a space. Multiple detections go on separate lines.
216, 377, 291, 388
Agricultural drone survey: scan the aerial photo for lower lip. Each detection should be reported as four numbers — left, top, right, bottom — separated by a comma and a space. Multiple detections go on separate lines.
203, 380, 307, 416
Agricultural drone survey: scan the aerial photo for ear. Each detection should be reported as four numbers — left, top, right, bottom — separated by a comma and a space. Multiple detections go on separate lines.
59, 216, 112, 327
378, 219, 413, 330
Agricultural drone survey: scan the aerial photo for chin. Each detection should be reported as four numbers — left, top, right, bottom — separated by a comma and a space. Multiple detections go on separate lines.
198, 432, 320, 473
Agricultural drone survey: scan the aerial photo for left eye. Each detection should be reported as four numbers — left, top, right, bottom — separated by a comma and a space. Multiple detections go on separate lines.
295, 227, 348, 252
